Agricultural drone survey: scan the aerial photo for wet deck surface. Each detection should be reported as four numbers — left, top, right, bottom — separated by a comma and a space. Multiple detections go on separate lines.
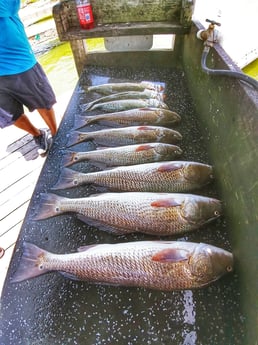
0, 65, 245, 344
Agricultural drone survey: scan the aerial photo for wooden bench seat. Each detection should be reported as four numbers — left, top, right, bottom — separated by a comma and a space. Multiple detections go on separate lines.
53, 0, 194, 74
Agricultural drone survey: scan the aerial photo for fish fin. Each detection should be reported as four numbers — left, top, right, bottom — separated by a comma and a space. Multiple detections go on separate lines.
135, 143, 155, 152
137, 126, 153, 131
11, 242, 50, 283
157, 162, 183, 172
77, 244, 98, 252
33, 193, 65, 220
151, 198, 181, 208
76, 214, 134, 235
96, 146, 110, 150
152, 248, 189, 263
52, 168, 81, 190
89, 161, 109, 170
83, 101, 95, 111
139, 107, 155, 111
73, 115, 89, 129
66, 131, 89, 147
61, 151, 80, 167
60, 271, 81, 281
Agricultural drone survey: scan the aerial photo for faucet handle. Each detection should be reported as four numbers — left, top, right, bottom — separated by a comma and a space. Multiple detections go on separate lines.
206, 19, 221, 27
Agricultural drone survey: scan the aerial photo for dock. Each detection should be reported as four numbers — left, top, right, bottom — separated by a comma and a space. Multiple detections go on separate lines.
0, 0, 76, 297
0, 97, 70, 296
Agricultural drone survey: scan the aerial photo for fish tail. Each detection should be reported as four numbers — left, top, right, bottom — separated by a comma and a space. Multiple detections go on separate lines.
52, 168, 80, 190
74, 116, 94, 129
83, 101, 95, 111
62, 151, 79, 167
66, 131, 88, 147
33, 193, 65, 220
11, 242, 50, 283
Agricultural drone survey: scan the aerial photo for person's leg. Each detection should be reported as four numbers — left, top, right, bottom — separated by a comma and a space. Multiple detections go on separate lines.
37, 107, 57, 136
13, 113, 41, 137
14, 113, 50, 155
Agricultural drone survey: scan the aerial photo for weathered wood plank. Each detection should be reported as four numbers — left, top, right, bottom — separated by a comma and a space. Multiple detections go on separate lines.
0, 143, 39, 172
63, 22, 188, 40
0, 152, 43, 193
0, 203, 28, 237
0, 165, 42, 205
0, 241, 16, 295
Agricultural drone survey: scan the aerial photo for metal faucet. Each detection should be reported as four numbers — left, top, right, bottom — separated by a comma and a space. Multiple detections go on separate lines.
197, 19, 221, 47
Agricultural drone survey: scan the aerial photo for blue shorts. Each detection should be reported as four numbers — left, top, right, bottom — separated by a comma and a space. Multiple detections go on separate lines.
0, 63, 56, 127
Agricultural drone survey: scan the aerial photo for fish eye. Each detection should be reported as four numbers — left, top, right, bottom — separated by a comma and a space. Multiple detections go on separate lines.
74, 156, 78, 161
55, 207, 60, 212
73, 179, 78, 185
214, 210, 220, 216
39, 264, 44, 270
226, 265, 233, 272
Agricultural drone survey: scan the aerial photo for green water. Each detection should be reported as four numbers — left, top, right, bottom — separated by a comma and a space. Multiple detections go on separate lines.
37, 38, 105, 98
38, 42, 78, 97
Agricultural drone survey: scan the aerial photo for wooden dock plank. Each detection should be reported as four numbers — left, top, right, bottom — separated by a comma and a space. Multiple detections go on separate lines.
0, 93, 72, 297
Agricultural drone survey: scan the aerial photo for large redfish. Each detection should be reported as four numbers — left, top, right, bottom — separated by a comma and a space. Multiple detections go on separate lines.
12, 241, 233, 290
53, 161, 214, 192
34, 192, 222, 236
66, 126, 182, 147
74, 108, 181, 129
62, 143, 183, 167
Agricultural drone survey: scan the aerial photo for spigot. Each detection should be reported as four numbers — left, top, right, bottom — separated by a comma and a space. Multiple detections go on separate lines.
197, 19, 221, 47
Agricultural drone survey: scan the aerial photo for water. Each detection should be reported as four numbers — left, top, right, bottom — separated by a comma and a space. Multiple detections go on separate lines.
1, 64, 245, 345
38, 42, 78, 98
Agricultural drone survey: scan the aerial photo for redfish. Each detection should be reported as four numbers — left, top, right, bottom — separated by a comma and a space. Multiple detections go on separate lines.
66, 126, 182, 147
74, 108, 181, 129
83, 90, 164, 111
34, 192, 222, 236
12, 241, 233, 291
86, 99, 168, 112
87, 81, 163, 95
53, 161, 214, 192
62, 143, 183, 168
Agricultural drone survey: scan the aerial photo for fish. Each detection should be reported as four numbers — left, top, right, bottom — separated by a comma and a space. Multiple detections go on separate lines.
87, 81, 164, 95
83, 90, 164, 111
62, 143, 183, 168
34, 192, 222, 236
66, 126, 182, 147
74, 108, 181, 129
52, 161, 214, 192
85, 98, 169, 112
11, 241, 233, 290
